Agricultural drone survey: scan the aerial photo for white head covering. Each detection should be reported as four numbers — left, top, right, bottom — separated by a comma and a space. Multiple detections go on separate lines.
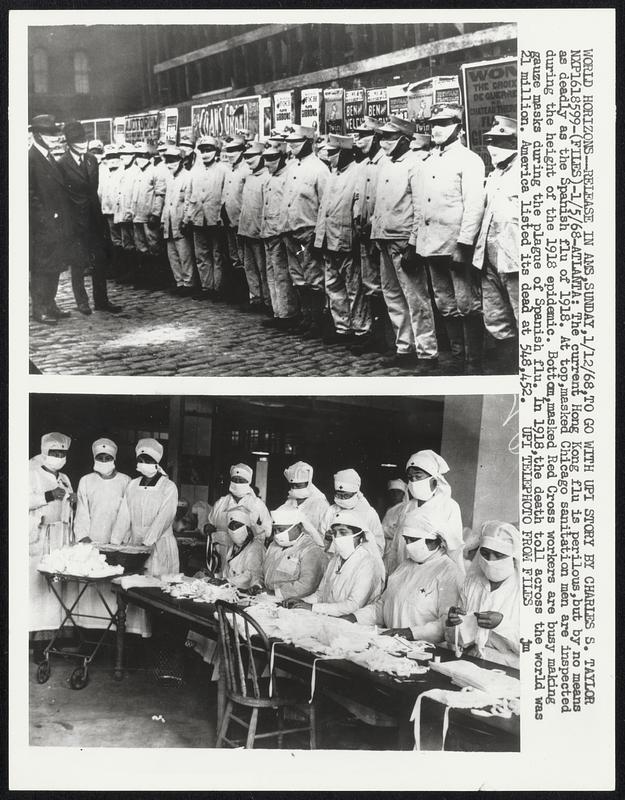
387, 478, 407, 492
479, 520, 520, 560
401, 504, 464, 572
41, 432, 71, 455
284, 461, 313, 484
328, 508, 369, 533
228, 507, 252, 527
334, 468, 361, 493
271, 505, 302, 526
230, 463, 253, 482
406, 449, 451, 497
92, 437, 117, 458
136, 438, 163, 463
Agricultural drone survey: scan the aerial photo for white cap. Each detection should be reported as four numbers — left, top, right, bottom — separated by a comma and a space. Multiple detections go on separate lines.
480, 520, 519, 558
41, 432, 71, 455
405, 449, 449, 477
228, 507, 252, 527
271, 506, 302, 526
401, 510, 438, 541
334, 468, 361, 493
284, 461, 313, 484
387, 478, 407, 492
328, 509, 368, 533
136, 438, 163, 463
230, 463, 253, 482
92, 437, 117, 457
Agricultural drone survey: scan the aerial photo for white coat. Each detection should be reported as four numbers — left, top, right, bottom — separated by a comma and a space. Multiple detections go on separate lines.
183, 161, 228, 227
223, 539, 265, 590
99, 167, 121, 215
354, 148, 386, 225
222, 159, 251, 228
303, 544, 384, 617
29, 455, 73, 634
370, 149, 422, 240
208, 491, 272, 570
411, 140, 486, 255
472, 155, 519, 274
445, 567, 520, 667
162, 167, 192, 239
314, 160, 359, 252
281, 485, 330, 546
260, 164, 289, 238
321, 495, 385, 554
238, 167, 269, 238
111, 474, 179, 577
74, 471, 131, 544
131, 162, 167, 223
263, 537, 326, 601
355, 551, 463, 642
281, 153, 329, 231
385, 491, 463, 576
113, 163, 139, 224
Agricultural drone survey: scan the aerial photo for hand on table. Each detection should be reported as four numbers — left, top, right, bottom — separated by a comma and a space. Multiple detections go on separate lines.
380, 627, 414, 640
283, 599, 312, 611
241, 585, 262, 596
475, 611, 503, 629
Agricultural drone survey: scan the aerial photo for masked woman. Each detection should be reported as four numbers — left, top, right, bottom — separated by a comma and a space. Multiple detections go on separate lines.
347, 507, 464, 643
280, 461, 330, 544
385, 450, 462, 575
29, 432, 76, 657
445, 521, 520, 668
286, 510, 385, 617
319, 468, 384, 555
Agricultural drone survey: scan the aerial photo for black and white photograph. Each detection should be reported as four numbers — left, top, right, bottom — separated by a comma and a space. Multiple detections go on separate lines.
27, 21, 518, 377
28, 393, 519, 751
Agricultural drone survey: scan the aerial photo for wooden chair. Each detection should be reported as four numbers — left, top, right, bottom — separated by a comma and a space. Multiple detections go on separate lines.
215, 600, 317, 749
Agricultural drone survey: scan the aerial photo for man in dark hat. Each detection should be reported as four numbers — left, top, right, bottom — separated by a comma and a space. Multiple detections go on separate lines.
28, 114, 73, 324
59, 120, 122, 315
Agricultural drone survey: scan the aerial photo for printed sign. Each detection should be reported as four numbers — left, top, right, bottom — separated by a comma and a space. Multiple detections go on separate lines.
113, 116, 126, 145
259, 96, 272, 138
300, 88, 321, 133
273, 90, 294, 131
163, 107, 179, 143
124, 111, 161, 145
365, 87, 388, 121
387, 85, 409, 120
323, 88, 344, 135
406, 76, 461, 133
192, 96, 260, 140
344, 89, 365, 133
461, 57, 517, 167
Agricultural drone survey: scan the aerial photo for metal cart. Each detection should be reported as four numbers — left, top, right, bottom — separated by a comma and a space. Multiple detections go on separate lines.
35, 569, 120, 690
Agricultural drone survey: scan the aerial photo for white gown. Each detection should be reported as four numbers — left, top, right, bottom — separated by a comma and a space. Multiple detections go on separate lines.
29, 455, 73, 635
304, 544, 384, 617
208, 491, 272, 571
321, 495, 385, 556
223, 539, 265, 590
282, 485, 331, 544
111, 473, 180, 637
70, 470, 131, 630
355, 551, 463, 643
445, 568, 520, 667
382, 501, 404, 571
263, 537, 326, 601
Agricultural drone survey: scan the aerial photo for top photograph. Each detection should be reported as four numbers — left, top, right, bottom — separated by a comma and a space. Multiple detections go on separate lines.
27, 20, 518, 377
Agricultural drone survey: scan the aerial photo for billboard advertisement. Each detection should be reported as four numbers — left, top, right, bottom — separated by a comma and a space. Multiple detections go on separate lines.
300, 88, 322, 133
273, 90, 295, 131
323, 88, 344, 135
124, 111, 161, 145
344, 89, 365, 133
365, 87, 388, 120
192, 95, 261, 140
406, 76, 461, 133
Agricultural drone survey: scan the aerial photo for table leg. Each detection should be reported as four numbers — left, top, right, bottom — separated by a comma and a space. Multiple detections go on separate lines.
114, 594, 127, 681
216, 670, 226, 736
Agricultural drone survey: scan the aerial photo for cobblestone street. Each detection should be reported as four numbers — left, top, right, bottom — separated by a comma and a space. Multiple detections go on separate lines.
29, 273, 500, 377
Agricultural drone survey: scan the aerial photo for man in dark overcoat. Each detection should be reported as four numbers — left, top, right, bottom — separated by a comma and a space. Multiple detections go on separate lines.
59, 120, 122, 314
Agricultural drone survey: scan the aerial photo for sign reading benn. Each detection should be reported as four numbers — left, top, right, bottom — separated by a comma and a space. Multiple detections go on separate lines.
461, 57, 517, 167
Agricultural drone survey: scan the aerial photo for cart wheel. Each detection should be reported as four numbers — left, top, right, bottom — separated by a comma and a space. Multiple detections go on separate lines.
36, 660, 50, 684
69, 665, 89, 690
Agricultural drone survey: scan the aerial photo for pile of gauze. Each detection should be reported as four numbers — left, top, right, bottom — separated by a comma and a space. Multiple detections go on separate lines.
39, 542, 124, 578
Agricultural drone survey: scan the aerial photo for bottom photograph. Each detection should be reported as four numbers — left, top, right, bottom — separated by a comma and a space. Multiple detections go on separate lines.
28, 393, 519, 751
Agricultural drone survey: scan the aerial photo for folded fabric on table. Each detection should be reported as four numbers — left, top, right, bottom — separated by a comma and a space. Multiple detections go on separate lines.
429, 659, 520, 697
115, 574, 164, 590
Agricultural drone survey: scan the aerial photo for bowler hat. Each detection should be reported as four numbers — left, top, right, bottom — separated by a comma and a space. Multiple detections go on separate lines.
64, 120, 88, 144
30, 114, 60, 135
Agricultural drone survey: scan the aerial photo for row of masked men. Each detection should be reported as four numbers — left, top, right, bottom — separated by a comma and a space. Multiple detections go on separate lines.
73, 102, 517, 374
29, 434, 519, 668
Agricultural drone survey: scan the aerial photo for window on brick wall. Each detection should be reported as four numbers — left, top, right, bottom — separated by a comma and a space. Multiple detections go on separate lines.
32, 48, 48, 94
74, 50, 90, 94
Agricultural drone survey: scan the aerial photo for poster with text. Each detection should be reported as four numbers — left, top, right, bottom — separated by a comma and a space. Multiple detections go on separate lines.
113, 116, 126, 144
407, 75, 461, 132
323, 87, 344, 135
259, 96, 272, 138
300, 88, 322, 133
387, 85, 409, 119
223, 95, 260, 138
124, 111, 161, 145
365, 87, 388, 121
273, 90, 294, 131
344, 88, 366, 133
461, 56, 517, 167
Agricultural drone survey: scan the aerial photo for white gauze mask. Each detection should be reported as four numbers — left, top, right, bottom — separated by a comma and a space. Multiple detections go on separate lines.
45, 454, 66, 471
137, 462, 158, 478
94, 460, 115, 476
405, 538, 437, 564
479, 553, 514, 582
408, 477, 435, 502
229, 481, 250, 498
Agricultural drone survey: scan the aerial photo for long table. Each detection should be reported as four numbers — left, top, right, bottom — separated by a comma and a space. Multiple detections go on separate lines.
111, 584, 520, 750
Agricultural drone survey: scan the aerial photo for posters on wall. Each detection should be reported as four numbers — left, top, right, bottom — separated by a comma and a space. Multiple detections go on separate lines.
163, 107, 179, 143
344, 88, 366, 133
323, 87, 344, 134
124, 111, 161, 145
113, 116, 126, 144
259, 96, 272, 138
406, 76, 461, 133
460, 56, 517, 166
300, 88, 322, 133
365, 87, 388, 120
387, 84, 409, 120
192, 96, 261, 140
273, 90, 295, 131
